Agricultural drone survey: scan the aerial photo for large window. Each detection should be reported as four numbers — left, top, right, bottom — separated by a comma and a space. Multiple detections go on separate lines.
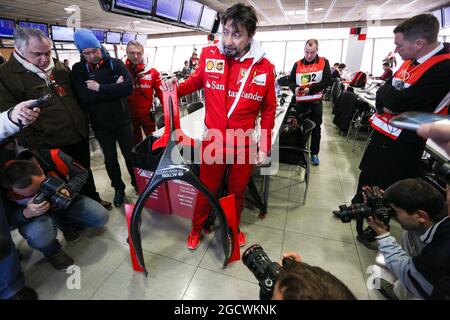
317, 40, 342, 70
172, 45, 194, 72
373, 38, 397, 76
284, 41, 303, 74
154, 46, 174, 73
261, 42, 285, 74
361, 39, 374, 75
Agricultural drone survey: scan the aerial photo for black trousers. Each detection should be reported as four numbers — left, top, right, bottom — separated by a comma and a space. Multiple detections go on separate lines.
60, 138, 102, 202
94, 124, 136, 191
296, 101, 323, 155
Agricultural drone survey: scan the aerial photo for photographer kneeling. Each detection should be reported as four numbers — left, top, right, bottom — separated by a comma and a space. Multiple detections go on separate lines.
0, 149, 109, 271
366, 178, 450, 299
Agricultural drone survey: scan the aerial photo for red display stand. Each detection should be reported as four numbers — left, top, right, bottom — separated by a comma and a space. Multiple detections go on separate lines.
167, 179, 198, 219
133, 167, 172, 214
125, 204, 145, 272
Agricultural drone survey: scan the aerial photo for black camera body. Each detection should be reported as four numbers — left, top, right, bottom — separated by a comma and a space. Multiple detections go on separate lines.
242, 244, 283, 300
334, 187, 392, 246
33, 176, 74, 211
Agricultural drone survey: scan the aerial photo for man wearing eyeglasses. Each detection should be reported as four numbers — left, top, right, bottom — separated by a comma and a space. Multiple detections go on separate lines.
0, 27, 111, 210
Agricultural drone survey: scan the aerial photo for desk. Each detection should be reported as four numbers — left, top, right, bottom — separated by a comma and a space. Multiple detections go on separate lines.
153, 96, 290, 217
354, 88, 376, 111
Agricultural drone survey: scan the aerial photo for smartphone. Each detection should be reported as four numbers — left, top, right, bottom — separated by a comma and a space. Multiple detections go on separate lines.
29, 94, 51, 109
390, 112, 450, 131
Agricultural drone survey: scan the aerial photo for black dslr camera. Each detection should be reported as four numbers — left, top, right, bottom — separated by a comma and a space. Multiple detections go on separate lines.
333, 187, 393, 246
242, 244, 284, 300
33, 176, 75, 211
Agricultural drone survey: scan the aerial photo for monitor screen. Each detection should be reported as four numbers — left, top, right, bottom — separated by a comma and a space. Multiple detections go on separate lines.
51, 25, 74, 42
443, 6, 450, 28
155, 0, 182, 21
136, 34, 147, 44
432, 9, 443, 28
181, 0, 203, 27
122, 32, 136, 44
18, 21, 49, 37
91, 29, 105, 42
106, 31, 121, 44
115, 0, 153, 13
0, 18, 15, 38
199, 6, 217, 31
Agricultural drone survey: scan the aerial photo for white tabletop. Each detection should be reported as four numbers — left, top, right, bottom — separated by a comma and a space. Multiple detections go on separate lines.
153, 97, 290, 147
354, 87, 376, 110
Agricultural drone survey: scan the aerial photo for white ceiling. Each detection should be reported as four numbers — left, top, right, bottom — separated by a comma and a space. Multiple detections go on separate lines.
0, 0, 448, 35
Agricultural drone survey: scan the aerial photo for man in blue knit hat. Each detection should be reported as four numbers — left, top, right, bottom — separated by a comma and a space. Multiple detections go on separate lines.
72, 29, 136, 207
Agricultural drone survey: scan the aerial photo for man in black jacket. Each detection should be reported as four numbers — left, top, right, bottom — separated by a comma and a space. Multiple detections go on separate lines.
0, 28, 111, 210
288, 39, 332, 165
72, 29, 136, 207
351, 14, 450, 204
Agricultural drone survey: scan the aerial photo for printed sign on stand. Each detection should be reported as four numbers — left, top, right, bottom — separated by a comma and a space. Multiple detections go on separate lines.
167, 179, 198, 219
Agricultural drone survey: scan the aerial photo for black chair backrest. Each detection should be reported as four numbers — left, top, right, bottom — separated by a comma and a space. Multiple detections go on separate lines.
187, 101, 204, 114
302, 119, 316, 141
156, 115, 165, 129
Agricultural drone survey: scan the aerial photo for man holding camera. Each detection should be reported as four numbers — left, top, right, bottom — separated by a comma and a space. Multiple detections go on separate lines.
1, 100, 39, 300
0, 27, 111, 210
288, 39, 332, 166
366, 178, 450, 299
0, 149, 109, 271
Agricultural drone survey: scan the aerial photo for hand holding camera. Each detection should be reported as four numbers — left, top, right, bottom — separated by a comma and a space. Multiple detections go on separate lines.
24, 198, 51, 219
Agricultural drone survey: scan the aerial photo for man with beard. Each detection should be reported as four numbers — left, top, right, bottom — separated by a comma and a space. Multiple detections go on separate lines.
162, 3, 277, 250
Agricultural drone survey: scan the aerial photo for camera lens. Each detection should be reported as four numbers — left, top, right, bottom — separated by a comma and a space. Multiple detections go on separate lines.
242, 244, 273, 281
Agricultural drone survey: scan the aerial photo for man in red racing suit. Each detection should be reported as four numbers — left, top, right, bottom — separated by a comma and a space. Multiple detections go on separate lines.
125, 40, 164, 145
162, 3, 277, 250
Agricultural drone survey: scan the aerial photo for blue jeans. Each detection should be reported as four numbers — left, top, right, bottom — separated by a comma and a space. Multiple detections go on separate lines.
17, 195, 109, 257
0, 198, 24, 300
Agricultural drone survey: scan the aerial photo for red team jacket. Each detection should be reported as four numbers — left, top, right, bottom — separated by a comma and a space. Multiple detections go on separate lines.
126, 60, 164, 118
178, 40, 277, 154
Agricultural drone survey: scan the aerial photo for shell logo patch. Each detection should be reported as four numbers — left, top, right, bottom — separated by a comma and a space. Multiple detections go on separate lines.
205, 59, 225, 74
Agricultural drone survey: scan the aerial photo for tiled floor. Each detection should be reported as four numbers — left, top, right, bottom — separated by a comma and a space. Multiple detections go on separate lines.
14, 101, 402, 300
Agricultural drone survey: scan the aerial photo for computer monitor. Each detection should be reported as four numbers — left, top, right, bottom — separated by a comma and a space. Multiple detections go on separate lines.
115, 0, 153, 14
91, 29, 105, 42
0, 18, 15, 38
432, 9, 443, 28
51, 25, 75, 42
122, 32, 136, 44
18, 21, 49, 37
106, 31, 121, 44
155, 0, 182, 21
443, 6, 450, 28
181, 0, 203, 27
199, 6, 217, 31
136, 34, 147, 44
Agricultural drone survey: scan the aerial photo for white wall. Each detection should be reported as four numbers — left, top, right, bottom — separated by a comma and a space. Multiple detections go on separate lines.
145, 26, 450, 75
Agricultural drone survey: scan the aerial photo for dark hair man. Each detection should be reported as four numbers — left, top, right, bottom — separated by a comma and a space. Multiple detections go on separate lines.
72, 29, 136, 207
162, 3, 277, 250
350, 14, 450, 204
288, 39, 332, 166
272, 252, 356, 300
0, 28, 111, 210
125, 40, 164, 145
367, 179, 450, 299
331, 63, 346, 80
1, 99, 40, 300
0, 150, 109, 272
378, 62, 393, 81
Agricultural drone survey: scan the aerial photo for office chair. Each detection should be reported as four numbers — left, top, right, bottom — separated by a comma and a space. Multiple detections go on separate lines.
187, 101, 204, 114
279, 119, 316, 204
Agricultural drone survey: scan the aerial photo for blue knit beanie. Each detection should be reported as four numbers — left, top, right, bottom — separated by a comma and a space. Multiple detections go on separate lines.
74, 28, 101, 53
